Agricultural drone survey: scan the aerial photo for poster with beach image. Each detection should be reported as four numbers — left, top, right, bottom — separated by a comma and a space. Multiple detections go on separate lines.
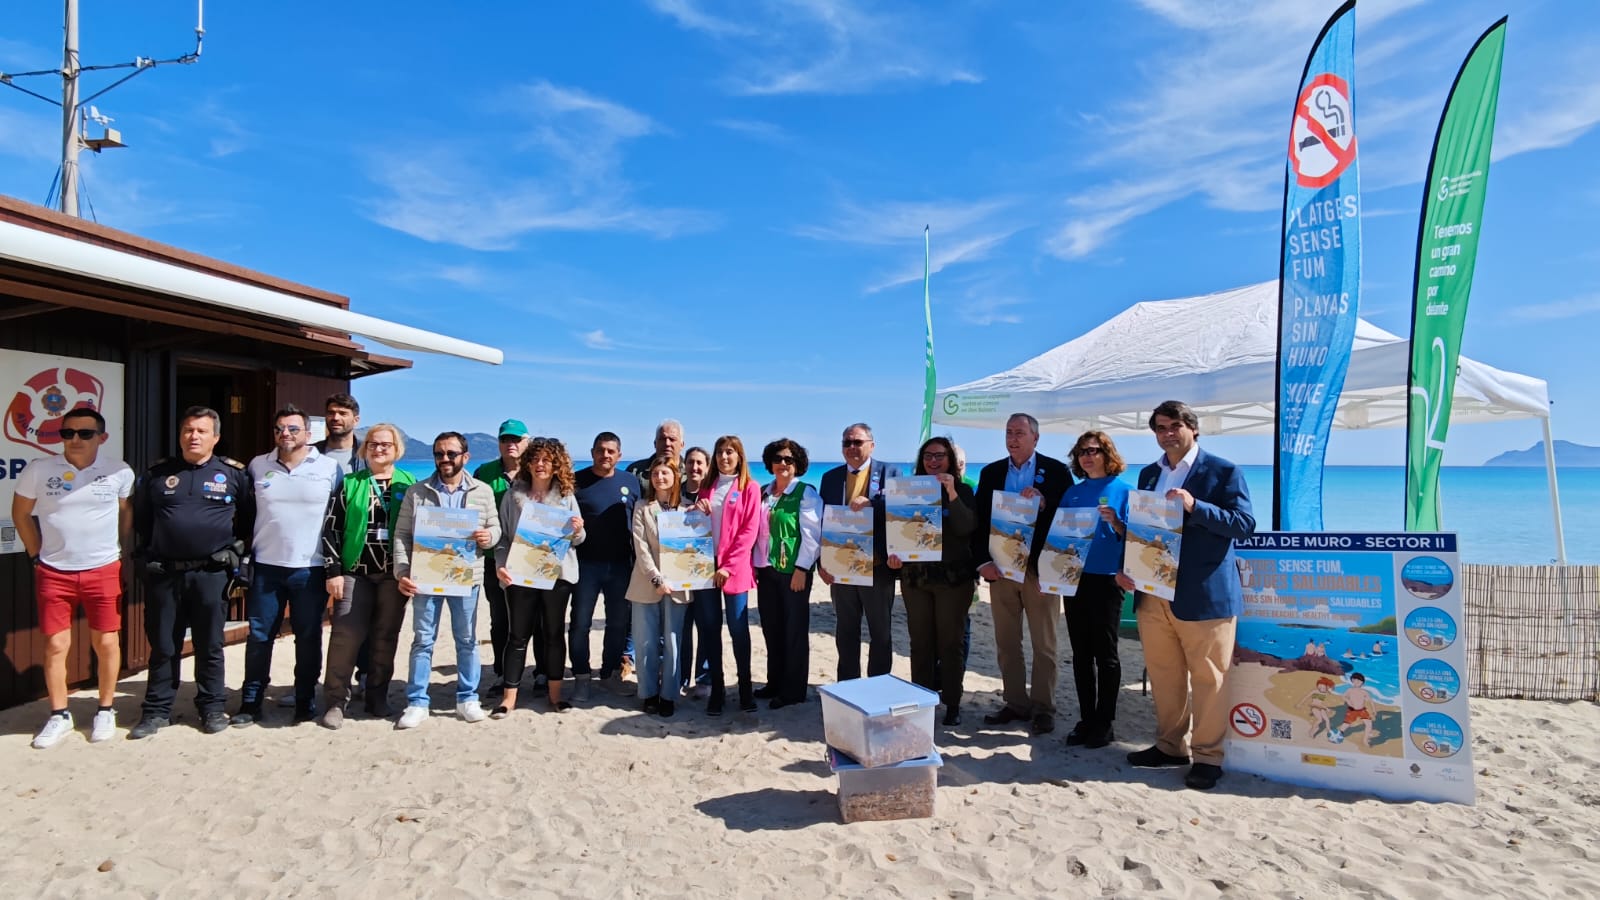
987, 490, 1040, 583
1225, 532, 1473, 804
884, 476, 942, 562
821, 505, 874, 586
505, 502, 574, 590
1121, 490, 1183, 601
1038, 507, 1097, 596
657, 509, 715, 591
410, 507, 481, 596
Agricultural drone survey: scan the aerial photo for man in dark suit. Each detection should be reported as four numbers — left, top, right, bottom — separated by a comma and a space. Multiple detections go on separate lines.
972, 412, 1074, 735
1117, 399, 1255, 791
818, 423, 902, 681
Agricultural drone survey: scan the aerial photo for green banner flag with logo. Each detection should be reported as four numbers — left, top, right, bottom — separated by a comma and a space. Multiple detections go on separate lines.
1405, 18, 1507, 531
920, 225, 936, 444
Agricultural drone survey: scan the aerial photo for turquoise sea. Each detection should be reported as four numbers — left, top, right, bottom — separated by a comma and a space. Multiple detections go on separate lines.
400, 461, 1595, 565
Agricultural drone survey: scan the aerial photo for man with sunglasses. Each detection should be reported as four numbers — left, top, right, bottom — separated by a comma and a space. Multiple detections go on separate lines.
232, 404, 343, 727
391, 431, 501, 728
130, 406, 255, 739
473, 418, 530, 698
818, 423, 902, 681
13, 407, 134, 748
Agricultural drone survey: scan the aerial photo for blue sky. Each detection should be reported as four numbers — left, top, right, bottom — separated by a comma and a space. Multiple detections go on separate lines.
3, 0, 1597, 469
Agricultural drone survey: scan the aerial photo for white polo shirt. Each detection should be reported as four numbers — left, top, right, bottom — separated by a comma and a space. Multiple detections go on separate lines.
248, 447, 342, 568
15, 455, 134, 571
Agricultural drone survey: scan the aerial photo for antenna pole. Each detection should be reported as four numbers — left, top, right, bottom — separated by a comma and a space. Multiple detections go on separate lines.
60, 0, 81, 217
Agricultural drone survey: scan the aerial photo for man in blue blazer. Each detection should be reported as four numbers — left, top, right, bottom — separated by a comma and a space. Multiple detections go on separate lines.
1116, 400, 1255, 791
971, 413, 1075, 735
818, 423, 902, 681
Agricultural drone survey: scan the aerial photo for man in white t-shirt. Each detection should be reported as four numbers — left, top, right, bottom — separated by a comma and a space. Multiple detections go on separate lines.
11, 407, 134, 749
230, 404, 343, 727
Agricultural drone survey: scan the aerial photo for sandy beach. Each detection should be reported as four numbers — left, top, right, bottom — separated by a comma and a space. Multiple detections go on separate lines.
2, 581, 1597, 898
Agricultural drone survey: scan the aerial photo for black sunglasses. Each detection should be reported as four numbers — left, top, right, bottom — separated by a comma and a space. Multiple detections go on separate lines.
841, 439, 867, 448
1075, 446, 1104, 457
433, 450, 466, 460
772, 455, 797, 465
51, 428, 102, 440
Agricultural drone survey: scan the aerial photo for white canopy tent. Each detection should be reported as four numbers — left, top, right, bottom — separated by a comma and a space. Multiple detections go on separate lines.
934, 281, 1566, 562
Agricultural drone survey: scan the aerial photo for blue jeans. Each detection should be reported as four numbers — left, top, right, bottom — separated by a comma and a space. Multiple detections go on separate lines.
406, 588, 481, 708
632, 598, 687, 701
241, 564, 327, 709
570, 559, 632, 676
680, 588, 720, 688
724, 590, 752, 683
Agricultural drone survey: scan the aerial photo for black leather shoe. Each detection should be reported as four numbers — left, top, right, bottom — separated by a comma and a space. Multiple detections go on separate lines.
1085, 725, 1116, 749
983, 706, 1029, 726
201, 712, 230, 734
230, 706, 262, 728
768, 697, 790, 710
1185, 763, 1224, 790
659, 700, 676, 718
1127, 745, 1191, 768
707, 687, 725, 717
753, 684, 780, 699
293, 703, 316, 724
942, 708, 962, 727
1030, 712, 1056, 735
127, 716, 169, 740
1065, 722, 1092, 745
642, 697, 661, 715
739, 682, 757, 712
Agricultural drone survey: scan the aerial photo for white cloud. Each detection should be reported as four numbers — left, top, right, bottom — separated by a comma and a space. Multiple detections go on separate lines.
957, 291, 1026, 327
365, 80, 714, 249
1494, 77, 1600, 162
1506, 295, 1600, 322
579, 329, 616, 350
714, 118, 790, 143
795, 197, 1023, 292
648, 0, 981, 95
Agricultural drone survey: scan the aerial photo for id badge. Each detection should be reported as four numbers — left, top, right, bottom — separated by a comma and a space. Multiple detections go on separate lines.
376, 528, 390, 541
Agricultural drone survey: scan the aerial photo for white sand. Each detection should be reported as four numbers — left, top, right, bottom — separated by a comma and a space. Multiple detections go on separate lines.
2, 582, 1597, 898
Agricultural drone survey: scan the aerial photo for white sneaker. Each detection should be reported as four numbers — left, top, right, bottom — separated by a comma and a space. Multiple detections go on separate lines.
458, 700, 487, 723
32, 713, 74, 749
90, 709, 116, 743
395, 706, 429, 730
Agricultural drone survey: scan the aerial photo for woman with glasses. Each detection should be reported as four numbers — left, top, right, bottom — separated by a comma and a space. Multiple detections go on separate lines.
707, 436, 764, 713
754, 439, 822, 710
492, 438, 586, 715
626, 455, 700, 716
1059, 431, 1132, 749
318, 424, 415, 726
887, 436, 978, 726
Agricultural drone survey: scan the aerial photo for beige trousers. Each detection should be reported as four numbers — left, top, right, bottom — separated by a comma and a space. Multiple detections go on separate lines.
990, 572, 1059, 715
1135, 594, 1236, 765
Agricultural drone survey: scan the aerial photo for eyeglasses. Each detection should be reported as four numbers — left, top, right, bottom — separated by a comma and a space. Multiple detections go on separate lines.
499, 434, 523, 443
1075, 446, 1104, 457
366, 441, 396, 450
50, 428, 101, 440
772, 455, 796, 465
433, 450, 465, 460
922, 451, 948, 460
273, 426, 304, 435
841, 439, 868, 448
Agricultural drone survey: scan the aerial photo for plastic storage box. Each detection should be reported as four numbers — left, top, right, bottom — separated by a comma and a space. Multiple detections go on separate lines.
828, 746, 941, 823
819, 675, 938, 768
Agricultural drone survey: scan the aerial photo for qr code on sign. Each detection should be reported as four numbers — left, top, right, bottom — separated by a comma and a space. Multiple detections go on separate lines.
1270, 718, 1292, 740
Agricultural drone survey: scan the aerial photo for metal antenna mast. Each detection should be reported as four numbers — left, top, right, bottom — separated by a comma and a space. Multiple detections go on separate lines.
0, 0, 205, 217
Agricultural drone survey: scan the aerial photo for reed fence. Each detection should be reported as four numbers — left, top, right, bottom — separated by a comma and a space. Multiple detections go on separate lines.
1462, 564, 1600, 701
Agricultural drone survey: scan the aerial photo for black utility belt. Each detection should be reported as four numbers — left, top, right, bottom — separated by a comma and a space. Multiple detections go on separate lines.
157, 558, 228, 573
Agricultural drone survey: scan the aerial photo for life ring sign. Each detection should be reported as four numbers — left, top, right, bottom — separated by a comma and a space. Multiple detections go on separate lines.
1290, 73, 1357, 189
5, 366, 106, 454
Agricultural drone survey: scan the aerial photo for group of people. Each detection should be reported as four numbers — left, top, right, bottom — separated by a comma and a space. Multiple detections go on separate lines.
16, 394, 1255, 792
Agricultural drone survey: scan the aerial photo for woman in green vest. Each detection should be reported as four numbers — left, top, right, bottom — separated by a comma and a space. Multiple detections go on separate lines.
319, 423, 416, 727
754, 438, 822, 709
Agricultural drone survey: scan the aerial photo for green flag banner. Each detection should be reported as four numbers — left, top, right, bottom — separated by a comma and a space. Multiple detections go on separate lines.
1405, 18, 1507, 531
920, 225, 936, 445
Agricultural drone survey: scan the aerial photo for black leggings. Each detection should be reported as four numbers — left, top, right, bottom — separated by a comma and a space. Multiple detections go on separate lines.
1064, 572, 1124, 726
503, 582, 574, 685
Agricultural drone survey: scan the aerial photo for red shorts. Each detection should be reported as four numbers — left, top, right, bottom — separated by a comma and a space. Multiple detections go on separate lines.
35, 560, 123, 635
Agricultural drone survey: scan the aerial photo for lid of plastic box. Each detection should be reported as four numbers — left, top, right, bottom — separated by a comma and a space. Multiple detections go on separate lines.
818, 674, 939, 717
827, 745, 943, 772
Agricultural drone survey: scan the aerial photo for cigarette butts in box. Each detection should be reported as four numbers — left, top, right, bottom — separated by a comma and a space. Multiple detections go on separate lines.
818, 675, 938, 768
828, 746, 940, 823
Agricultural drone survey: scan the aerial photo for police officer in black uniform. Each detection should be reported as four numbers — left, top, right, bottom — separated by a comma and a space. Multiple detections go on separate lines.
128, 405, 255, 739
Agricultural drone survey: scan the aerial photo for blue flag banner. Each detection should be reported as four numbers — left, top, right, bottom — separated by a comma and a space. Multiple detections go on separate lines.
1275, 0, 1362, 530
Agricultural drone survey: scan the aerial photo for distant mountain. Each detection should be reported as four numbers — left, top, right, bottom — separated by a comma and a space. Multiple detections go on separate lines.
1484, 440, 1600, 467
359, 429, 500, 467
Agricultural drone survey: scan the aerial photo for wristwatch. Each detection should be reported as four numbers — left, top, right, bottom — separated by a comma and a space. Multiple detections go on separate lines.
651, 574, 665, 588
28, 554, 40, 566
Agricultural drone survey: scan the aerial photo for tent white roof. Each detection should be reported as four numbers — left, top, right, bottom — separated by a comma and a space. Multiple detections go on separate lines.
934, 281, 1549, 435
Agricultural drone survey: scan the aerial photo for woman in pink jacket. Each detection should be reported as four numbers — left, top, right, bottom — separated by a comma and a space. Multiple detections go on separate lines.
708, 435, 766, 714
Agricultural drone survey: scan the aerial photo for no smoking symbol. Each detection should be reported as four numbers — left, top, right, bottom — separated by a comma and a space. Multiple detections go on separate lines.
1230, 703, 1266, 738
1290, 72, 1357, 189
